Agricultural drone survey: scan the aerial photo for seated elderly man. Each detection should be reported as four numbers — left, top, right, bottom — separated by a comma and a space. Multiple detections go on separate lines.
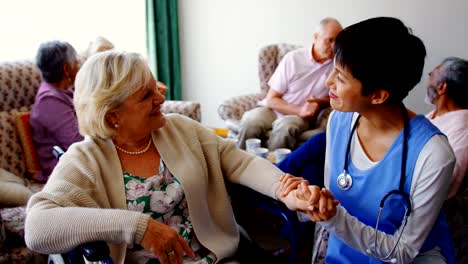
238, 17, 342, 150
425, 57, 468, 198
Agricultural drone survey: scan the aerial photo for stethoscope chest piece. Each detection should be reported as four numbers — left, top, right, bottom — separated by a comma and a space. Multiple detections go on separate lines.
337, 170, 353, 190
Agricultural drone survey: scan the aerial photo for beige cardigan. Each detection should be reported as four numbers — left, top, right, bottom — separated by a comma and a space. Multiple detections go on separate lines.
25, 114, 283, 263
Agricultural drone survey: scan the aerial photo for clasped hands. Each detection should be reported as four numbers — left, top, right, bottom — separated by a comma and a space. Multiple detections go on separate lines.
278, 174, 339, 222
139, 173, 339, 264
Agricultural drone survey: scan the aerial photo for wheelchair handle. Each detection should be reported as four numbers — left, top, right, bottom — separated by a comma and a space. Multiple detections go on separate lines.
52, 146, 65, 160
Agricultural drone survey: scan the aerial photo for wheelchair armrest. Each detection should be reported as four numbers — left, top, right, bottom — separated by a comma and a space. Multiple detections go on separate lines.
228, 182, 315, 264
80, 241, 111, 262
52, 146, 65, 160
227, 183, 291, 214
227, 183, 299, 228
68, 241, 113, 264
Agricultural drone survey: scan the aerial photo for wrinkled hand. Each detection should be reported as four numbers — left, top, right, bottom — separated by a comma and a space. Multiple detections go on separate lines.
299, 101, 320, 119
277, 174, 311, 211
278, 174, 309, 197
297, 183, 339, 222
141, 218, 195, 264
157, 81, 168, 95
279, 172, 339, 221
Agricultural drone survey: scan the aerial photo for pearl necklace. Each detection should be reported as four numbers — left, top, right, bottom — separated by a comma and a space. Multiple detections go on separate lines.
115, 139, 152, 155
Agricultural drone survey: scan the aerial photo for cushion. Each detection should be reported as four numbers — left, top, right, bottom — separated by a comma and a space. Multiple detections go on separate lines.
0, 169, 32, 207
0, 108, 30, 178
14, 112, 40, 178
0, 206, 26, 238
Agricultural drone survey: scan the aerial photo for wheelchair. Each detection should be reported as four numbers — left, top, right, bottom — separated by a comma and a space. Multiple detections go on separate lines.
46, 146, 113, 264
228, 183, 315, 264
48, 241, 113, 264
47, 147, 312, 263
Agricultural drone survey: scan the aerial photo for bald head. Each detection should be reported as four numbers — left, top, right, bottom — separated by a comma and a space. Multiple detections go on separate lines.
313, 17, 343, 62
316, 17, 342, 35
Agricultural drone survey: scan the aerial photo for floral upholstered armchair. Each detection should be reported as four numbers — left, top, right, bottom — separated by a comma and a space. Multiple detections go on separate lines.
0, 60, 201, 263
217, 43, 330, 144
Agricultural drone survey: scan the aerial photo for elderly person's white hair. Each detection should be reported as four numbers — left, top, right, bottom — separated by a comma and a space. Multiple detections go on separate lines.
74, 51, 154, 139
85, 36, 115, 58
315, 17, 342, 35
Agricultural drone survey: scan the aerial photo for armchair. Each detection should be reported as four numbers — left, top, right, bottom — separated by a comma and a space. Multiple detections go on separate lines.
217, 43, 329, 144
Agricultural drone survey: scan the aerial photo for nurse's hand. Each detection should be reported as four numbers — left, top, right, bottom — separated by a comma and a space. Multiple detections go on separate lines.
278, 175, 338, 219
296, 183, 339, 221
300, 185, 338, 221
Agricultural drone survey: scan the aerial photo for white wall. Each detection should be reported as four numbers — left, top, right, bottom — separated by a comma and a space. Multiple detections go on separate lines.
178, 0, 468, 127
0, 0, 146, 61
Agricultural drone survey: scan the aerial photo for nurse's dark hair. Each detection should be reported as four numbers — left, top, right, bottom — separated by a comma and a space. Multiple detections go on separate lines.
334, 17, 426, 103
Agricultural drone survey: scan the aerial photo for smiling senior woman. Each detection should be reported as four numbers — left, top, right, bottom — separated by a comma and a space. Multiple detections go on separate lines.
25, 51, 306, 264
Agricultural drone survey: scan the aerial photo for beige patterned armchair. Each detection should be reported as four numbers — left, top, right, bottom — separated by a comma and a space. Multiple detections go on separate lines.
217, 43, 329, 143
218, 43, 300, 124
0, 60, 201, 263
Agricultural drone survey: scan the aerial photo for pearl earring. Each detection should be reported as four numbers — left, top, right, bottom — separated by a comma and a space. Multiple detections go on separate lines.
114, 124, 119, 128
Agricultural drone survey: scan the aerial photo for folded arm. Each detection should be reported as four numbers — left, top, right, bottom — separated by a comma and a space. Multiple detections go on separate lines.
265, 89, 322, 119
25, 156, 148, 254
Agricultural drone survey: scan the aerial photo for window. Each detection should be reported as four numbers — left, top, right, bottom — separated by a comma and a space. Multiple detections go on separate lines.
0, 0, 146, 61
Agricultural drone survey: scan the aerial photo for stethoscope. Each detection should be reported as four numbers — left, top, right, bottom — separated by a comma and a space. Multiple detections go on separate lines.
337, 106, 412, 263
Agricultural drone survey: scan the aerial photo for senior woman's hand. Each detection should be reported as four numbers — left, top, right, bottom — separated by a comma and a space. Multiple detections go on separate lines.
278, 173, 309, 196
141, 218, 195, 264
279, 174, 339, 221
277, 174, 312, 211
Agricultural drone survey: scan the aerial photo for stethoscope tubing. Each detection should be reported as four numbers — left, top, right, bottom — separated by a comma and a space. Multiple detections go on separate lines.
338, 105, 413, 262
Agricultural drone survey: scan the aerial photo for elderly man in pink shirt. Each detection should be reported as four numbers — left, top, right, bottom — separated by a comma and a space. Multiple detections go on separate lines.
238, 17, 342, 150
425, 57, 468, 199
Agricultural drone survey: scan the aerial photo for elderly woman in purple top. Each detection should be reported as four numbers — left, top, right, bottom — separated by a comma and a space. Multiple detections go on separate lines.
29, 40, 83, 182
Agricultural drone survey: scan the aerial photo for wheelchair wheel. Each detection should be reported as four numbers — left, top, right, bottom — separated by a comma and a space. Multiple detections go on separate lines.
48, 254, 67, 264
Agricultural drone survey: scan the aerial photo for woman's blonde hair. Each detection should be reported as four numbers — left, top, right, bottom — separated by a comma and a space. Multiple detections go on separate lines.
74, 51, 154, 139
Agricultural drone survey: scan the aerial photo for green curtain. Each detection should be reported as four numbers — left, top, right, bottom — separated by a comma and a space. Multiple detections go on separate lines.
146, 0, 182, 100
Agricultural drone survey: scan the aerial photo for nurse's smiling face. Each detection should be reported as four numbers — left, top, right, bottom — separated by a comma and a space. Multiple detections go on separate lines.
326, 60, 372, 112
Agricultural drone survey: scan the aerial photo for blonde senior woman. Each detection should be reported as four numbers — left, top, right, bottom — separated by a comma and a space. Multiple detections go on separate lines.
25, 51, 306, 264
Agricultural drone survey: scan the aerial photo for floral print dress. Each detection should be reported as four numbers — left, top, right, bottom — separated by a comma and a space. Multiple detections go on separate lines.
124, 160, 216, 264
